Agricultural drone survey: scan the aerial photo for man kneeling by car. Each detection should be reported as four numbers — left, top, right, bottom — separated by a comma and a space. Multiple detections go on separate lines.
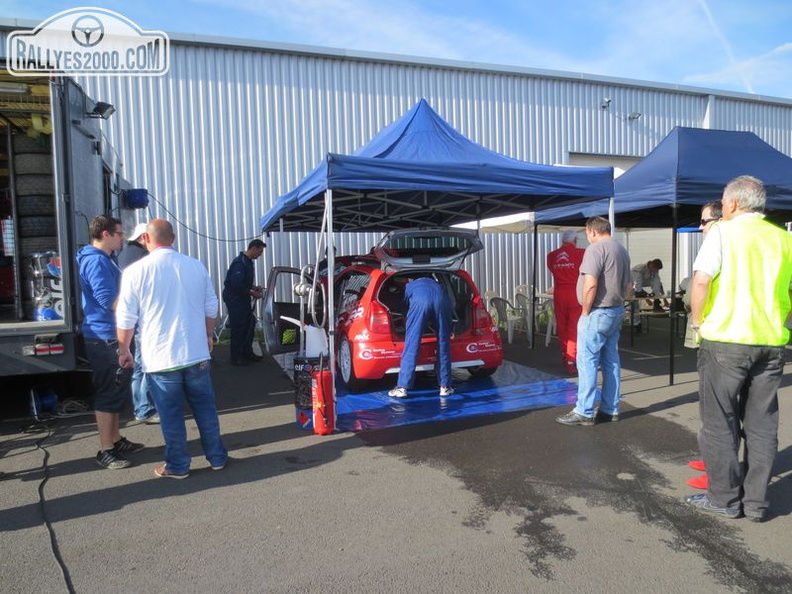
389, 276, 454, 398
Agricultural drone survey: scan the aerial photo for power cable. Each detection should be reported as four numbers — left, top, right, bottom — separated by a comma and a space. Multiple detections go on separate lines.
20, 420, 77, 594
144, 192, 262, 244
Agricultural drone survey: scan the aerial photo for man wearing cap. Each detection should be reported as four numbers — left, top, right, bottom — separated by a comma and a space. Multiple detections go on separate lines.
117, 222, 149, 269
118, 222, 158, 424
547, 229, 585, 375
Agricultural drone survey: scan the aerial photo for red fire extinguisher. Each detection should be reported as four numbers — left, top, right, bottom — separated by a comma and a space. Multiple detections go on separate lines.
312, 359, 335, 435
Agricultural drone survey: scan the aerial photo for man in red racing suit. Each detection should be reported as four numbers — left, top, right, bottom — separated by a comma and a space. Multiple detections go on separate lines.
547, 230, 585, 375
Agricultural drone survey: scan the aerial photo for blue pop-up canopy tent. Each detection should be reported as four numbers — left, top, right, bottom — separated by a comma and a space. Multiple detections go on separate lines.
259, 98, 613, 233
259, 98, 615, 406
531, 126, 792, 384
534, 127, 792, 227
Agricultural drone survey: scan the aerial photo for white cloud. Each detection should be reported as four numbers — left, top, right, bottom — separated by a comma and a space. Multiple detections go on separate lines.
193, 0, 792, 97
685, 43, 792, 99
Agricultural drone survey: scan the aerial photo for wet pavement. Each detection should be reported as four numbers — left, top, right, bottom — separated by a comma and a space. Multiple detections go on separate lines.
2, 322, 791, 593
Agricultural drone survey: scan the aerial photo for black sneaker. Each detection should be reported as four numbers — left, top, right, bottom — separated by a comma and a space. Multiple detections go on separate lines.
96, 449, 132, 470
596, 410, 619, 423
555, 410, 595, 426
113, 437, 144, 454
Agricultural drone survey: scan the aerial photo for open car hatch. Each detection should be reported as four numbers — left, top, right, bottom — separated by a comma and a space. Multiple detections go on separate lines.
372, 228, 483, 270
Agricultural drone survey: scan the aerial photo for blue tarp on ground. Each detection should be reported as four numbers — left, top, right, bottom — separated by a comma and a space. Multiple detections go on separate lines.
335, 361, 578, 432
534, 127, 792, 226
260, 99, 614, 232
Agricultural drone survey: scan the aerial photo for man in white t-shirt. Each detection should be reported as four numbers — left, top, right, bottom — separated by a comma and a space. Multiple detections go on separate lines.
116, 219, 227, 479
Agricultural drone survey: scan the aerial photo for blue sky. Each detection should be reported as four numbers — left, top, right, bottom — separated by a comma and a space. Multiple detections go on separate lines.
5, 0, 792, 99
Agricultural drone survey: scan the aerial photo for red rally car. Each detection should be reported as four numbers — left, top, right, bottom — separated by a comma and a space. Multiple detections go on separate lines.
262, 229, 503, 391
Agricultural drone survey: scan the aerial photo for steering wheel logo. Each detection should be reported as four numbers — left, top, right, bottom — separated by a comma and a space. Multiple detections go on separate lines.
71, 15, 104, 47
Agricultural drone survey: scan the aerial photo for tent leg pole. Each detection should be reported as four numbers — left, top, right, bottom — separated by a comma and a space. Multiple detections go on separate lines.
530, 223, 538, 349
669, 206, 678, 386
608, 197, 615, 232
326, 190, 337, 419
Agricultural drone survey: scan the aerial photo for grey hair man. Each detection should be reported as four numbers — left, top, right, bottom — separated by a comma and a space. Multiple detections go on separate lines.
686, 176, 792, 521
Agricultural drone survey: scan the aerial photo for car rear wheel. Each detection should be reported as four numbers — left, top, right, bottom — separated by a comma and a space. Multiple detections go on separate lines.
467, 366, 497, 378
339, 337, 367, 392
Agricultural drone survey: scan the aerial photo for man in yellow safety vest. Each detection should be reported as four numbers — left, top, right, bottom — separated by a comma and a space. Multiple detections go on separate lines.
687, 175, 792, 522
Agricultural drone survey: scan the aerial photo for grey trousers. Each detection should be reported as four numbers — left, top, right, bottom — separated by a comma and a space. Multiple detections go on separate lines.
697, 339, 784, 515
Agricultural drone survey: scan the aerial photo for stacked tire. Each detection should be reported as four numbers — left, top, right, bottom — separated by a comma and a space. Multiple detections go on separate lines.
13, 135, 57, 320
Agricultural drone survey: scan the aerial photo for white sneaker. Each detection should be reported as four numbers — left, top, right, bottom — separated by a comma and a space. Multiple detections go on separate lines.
388, 387, 408, 398
439, 386, 454, 397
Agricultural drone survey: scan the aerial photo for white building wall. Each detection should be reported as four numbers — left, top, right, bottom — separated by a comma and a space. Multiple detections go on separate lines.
4, 27, 791, 311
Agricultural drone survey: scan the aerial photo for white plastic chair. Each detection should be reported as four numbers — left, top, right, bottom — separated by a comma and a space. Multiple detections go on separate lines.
489, 297, 523, 344
483, 290, 498, 307
513, 292, 534, 343
515, 292, 556, 347
514, 284, 531, 301
483, 289, 498, 319
542, 299, 556, 347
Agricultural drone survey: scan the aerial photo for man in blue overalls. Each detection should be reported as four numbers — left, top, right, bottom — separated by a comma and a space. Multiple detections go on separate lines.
389, 276, 454, 398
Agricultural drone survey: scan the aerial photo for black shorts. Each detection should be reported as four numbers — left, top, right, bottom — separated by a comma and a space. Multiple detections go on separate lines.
84, 338, 132, 413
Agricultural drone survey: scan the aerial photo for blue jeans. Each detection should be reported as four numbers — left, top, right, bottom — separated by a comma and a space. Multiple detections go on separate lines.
131, 330, 157, 420
147, 360, 227, 474
574, 306, 624, 418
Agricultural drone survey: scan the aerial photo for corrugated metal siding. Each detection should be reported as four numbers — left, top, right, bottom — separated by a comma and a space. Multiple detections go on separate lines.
3, 33, 790, 312
710, 97, 792, 152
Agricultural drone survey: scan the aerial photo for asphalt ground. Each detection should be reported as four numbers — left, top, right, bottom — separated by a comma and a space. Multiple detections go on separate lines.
1, 320, 791, 593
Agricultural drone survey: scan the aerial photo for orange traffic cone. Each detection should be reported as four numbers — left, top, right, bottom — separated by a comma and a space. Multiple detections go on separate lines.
686, 474, 709, 490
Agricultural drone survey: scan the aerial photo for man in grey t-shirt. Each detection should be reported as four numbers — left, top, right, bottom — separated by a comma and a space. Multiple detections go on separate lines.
557, 216, 632, 427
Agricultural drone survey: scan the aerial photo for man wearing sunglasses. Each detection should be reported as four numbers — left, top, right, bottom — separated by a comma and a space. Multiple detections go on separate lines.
680, 200, 723, 491
681, 201, 723, 346
698, 201, 723, 233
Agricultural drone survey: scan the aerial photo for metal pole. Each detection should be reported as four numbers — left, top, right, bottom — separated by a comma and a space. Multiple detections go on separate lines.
669, 205, 678, 386
530, 222, 538, 348
325, 190, 337, 413
608, 197, 615, 232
